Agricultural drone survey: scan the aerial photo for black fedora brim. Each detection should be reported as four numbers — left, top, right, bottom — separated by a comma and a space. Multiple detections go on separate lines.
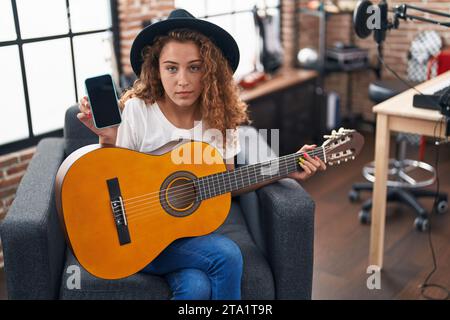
130, 18, 240, 76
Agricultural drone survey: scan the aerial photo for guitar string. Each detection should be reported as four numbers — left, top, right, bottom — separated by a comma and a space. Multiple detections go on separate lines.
124, 146, 348, 223
117, 147, 330, 212
115, 148, 329, 215
123, 158, 299, 218
121, 148, 335, 220
123, 149, 340, 222
120, 147, 327, 206
126, 157, 303, 223
123, 158, 300, 219
120, 148, 328, 212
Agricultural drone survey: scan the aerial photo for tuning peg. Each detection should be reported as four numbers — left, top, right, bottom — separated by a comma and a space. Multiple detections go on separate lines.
352, 156, 355, 160
345, 158, 348, 162
324, 133, 340, 139
337, 160, 341, 165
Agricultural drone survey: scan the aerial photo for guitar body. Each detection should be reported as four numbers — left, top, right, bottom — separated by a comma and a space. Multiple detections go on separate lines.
55, 141, 230, 280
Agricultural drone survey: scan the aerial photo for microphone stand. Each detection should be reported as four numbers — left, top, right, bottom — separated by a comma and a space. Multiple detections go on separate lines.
392, 4, 450, 28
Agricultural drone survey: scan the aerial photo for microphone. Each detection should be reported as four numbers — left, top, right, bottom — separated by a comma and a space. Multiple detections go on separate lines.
373, 0, 388, 44
353, 0, 450, 43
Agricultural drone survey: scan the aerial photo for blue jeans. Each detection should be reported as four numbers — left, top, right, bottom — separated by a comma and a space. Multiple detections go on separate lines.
141, 233, 243, 300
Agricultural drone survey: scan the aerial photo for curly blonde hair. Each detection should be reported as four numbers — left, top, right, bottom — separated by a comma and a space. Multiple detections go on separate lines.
120, 28, 249, 136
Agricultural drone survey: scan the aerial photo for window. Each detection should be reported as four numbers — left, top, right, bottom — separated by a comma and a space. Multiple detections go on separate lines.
0, 0, 16, 42
174, 0, 281, 81
16, 0, 69, 39
0, 45, 28, 144
23, 38, 76, 136
0, 0, 119, 154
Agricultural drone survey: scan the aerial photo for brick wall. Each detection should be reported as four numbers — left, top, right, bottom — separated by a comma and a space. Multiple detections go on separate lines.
118, 0, 175, 75
2, 0, 447, 267
280, 0, 300, 70
117, 0, 299, 75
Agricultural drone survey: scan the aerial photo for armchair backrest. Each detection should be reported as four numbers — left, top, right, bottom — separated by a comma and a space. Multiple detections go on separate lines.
63, 106, 278, 165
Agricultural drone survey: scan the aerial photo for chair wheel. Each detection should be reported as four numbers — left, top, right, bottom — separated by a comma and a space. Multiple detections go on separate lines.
349, 189, 360, 202
358, 210, 371, 224
435, 200, 448, 214
414, 217, 429, 232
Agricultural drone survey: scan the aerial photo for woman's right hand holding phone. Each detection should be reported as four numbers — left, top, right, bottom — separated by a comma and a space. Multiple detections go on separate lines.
77, 96, 118, 145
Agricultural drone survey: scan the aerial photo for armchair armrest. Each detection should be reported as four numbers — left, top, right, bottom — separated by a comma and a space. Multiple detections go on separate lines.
236, 125, 315, 299
0, 138, 66, 299
254, 178, 315, 299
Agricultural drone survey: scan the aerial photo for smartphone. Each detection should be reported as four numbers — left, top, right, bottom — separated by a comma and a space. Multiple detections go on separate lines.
84, 74, 122, 129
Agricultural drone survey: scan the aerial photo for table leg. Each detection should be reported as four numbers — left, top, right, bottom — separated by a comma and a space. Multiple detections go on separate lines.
369, 114, 390, 269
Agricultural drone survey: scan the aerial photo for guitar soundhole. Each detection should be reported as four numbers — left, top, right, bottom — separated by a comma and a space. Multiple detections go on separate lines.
160, 171, 200, 217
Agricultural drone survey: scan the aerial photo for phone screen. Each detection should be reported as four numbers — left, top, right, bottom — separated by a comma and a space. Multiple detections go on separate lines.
85, 74, 122, 129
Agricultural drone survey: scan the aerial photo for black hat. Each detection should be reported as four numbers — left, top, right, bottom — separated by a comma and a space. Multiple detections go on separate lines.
130, 9, 240, 76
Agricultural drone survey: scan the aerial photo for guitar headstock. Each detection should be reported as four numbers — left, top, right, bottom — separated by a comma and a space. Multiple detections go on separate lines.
321, 128, 364, 166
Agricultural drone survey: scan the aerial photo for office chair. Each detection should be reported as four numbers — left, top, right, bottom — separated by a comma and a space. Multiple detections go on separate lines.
349, 79, 448, 231
349, 33, 449, 231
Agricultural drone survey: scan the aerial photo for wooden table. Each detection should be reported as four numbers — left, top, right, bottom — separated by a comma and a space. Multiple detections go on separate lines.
240, 69, 318, 102
370, 71, 449, 268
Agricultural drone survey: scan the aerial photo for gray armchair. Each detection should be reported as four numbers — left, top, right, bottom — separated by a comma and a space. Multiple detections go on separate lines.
0, 105, 315, 300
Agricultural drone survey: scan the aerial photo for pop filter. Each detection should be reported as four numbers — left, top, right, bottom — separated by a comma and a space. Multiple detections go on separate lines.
353, 0, 374, 39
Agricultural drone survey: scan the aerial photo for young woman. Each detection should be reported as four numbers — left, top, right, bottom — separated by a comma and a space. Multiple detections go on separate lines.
77, 9, 326, 300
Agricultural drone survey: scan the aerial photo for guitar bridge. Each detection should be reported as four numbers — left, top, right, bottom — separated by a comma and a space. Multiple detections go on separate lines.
107, 178, 131, 246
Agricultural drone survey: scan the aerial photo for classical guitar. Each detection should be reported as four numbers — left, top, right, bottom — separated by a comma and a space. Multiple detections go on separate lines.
55, 128, 364, 279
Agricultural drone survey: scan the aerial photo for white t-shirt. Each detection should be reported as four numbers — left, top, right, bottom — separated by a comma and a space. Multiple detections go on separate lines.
115, 97, 241, 161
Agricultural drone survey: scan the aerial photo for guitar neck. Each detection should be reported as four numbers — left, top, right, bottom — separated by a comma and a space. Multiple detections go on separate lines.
195, 146, 326, 201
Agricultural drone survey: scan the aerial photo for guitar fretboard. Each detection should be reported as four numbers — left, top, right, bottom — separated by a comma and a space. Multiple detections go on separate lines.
195, 147, 325, 201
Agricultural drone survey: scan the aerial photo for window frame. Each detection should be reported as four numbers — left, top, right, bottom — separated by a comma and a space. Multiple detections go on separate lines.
0, 0, 121, 155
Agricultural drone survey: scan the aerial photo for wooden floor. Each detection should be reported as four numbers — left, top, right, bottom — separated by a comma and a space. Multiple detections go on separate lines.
302, 131, 450, 300
0, 130, 448, 300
